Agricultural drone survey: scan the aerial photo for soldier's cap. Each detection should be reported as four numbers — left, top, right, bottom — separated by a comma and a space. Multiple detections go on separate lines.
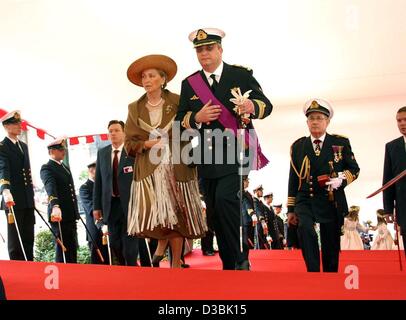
188, 28, 225, 48
87, 160, 96, 169
303, 98, 334, 119
253, 184, 263, 192
47, 136, 67, 150
1, 110, 22, 125
273, 203, 282, 208
127, 54, 177, 87
264, 192, 274, 199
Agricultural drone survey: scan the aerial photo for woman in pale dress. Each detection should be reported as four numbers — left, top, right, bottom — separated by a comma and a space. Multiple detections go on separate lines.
124, 54, 207, 268
371, 209, 394, 250
340, 205, 368, 250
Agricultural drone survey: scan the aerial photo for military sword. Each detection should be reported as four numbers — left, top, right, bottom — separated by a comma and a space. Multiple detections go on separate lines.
366, 169, 406, 199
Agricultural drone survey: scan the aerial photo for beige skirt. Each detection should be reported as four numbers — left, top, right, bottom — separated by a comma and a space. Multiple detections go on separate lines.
127, 162, 207, 240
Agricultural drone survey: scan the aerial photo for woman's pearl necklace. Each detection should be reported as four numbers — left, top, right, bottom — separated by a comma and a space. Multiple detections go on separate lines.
147, 98, 163, 107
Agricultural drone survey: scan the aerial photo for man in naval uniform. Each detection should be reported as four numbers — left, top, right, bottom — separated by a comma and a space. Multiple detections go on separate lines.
287, 99, 360, 272
0, 110, 35, 261
40, 137, 79, 263
176, 28, 273, 270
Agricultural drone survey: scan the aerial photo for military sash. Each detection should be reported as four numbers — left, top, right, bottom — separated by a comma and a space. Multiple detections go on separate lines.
187, 72, 269, 169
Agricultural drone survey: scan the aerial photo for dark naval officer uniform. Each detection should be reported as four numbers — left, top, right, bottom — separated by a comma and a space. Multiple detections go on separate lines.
287, 100, 360, 272
40, 138, 79, 263
176, 28, 273, 270
0, 111, 35, 261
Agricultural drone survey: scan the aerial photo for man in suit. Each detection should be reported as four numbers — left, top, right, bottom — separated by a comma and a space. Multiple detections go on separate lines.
176, 28, 273, 270
287, 99, 360, 272
79, 161, 108, 264
93, 120, 141, 266
0, 110, 35, 261
40, 137, 79, 263
383, 106, 406, 255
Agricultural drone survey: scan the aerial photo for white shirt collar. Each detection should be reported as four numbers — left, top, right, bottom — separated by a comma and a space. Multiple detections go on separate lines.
112, 143, 124, 153
50, 158, 62, 165
6, 136, 18, 144
403, 136, 406, 144
203, 61, 224, 83
311, 133, 326, 144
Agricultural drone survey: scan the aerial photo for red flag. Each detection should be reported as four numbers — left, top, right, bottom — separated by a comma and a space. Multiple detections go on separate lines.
100, 134, 109, 141
36, 128, 46, 139
86, 135, 94, 144
21, 120, 28, 131
69, 137, 79, 145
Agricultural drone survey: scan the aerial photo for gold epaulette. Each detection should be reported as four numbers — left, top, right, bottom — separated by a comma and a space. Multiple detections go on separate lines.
0, 179, 10, 186
291, 136, 306, 147
233, 64, 252, 72
332, 134, 348, 139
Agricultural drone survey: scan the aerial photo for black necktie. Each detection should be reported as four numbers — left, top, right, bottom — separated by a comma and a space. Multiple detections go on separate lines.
314, 139, 321, 156
16, 141, 24, 154
112, 150, 120, 197
210, 74, 218, 92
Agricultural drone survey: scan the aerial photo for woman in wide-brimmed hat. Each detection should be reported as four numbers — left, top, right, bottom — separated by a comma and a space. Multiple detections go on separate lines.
124, 54, 207, 268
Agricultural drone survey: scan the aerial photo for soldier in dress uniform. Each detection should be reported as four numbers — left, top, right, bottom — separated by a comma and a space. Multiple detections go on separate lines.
79, 161, 108, 264
176, 28, 273, 270
0, 110, 35, 261
287, 99, 360, 272
271, 202, 286, 249
40, 137, 79, 263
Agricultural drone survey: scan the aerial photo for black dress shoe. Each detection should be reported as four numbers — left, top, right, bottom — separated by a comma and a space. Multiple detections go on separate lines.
235, 260, 250, 271
202, 250, 215, 256
181, 263, 190, 268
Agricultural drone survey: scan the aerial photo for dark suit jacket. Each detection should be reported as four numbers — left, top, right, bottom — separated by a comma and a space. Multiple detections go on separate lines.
288, 133, 360, 224
93, 145, 135, 221
383, 136, 406, 228
40, 160, 79, 222
176, 62, 272, 179
0, 137, 34, 210
79, 179, 98, 241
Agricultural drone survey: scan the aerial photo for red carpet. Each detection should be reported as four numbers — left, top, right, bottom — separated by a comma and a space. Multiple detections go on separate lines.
1, 250, 405, 300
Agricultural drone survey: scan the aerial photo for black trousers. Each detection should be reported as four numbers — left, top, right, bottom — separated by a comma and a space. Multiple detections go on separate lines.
402, 229, 406, 257
297, 212, 340, 272
203, 174, 249, 270
51, 220, 77, 263
6, 208, 35, 261
108, 197, 139, 266
201, 229, 215, 253
88, 232, 109, 265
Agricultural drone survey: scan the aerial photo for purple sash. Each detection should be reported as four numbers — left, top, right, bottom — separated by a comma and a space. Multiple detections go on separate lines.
187, 72, 269, 170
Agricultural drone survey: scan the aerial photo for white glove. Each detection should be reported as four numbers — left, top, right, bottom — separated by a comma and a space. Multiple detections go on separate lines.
251, 214, 258, 225
51, 206, 62, 222
102, 225, 108, 235
325, 177, 343, 190
266, 235, 273, 243
2, 189, 14, 206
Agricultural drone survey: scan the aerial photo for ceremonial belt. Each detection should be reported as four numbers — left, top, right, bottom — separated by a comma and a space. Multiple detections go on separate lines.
187, 72, 269, 169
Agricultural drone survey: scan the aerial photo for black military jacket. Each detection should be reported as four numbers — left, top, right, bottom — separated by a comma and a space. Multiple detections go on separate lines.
176, 62, 272, 179
40, 160, 79, 222
287, 133, 360, 223
0, 137, 34, 210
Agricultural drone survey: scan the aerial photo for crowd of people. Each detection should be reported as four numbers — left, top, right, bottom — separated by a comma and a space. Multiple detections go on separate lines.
0, 27, 405, 273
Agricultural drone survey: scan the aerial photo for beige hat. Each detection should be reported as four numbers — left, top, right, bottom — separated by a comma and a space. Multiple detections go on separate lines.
127, 54, 177, 87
